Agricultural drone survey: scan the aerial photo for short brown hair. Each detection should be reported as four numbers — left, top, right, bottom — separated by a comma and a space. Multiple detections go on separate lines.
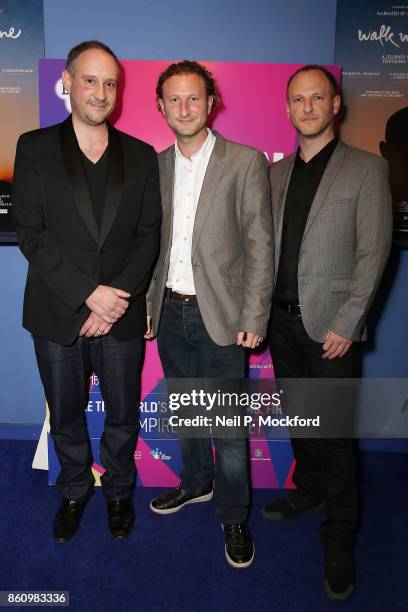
65, 40, 120, 74
156, 60, 220, 111
287, 64, 341, 99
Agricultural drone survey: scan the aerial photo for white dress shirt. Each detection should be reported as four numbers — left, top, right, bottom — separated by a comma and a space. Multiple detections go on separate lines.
166, 129, 216, 294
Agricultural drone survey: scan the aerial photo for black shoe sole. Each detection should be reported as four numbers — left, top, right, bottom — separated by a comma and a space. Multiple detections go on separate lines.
261, 501, 325, 522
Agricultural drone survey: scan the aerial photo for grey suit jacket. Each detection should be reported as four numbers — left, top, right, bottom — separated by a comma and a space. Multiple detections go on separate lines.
271, 140, 392, 343
147, 133, 274, 346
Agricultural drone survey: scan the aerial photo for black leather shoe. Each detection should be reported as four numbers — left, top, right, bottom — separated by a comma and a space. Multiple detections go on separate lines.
261, 490, 325, 521
324, 548, 355, 602
149, 485, 213, 515
223, 523, 255, 569
53, 498, 88, 543
107, 496, 135, 540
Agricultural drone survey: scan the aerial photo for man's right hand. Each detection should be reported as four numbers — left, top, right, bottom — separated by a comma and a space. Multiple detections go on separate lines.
79, 312, 113, 337
85, 285, 130, 324
144, 315, 155, 339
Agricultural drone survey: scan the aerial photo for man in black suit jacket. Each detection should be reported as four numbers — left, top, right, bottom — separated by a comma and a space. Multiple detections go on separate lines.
13, 41, 161, 542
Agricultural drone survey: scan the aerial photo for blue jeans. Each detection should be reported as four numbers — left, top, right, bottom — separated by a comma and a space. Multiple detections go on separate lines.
157, 294, 249, 524
34, 333, 143, 501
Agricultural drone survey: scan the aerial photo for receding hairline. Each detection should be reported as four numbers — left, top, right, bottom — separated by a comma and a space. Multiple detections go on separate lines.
65, 41, 120, 76
287, 67, 340, 100
66, 49, 120, 76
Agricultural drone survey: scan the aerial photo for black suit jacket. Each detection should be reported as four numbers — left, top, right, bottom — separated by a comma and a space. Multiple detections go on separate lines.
13, 116, 161, 345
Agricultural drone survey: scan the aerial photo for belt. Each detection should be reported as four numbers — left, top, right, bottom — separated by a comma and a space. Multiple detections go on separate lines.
166, 288, 197, 301
274, 300, 302, 316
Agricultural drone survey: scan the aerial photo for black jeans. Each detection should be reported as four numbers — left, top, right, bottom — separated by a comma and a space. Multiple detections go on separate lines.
268, 304, 358, 551
157, 294, 249, 524
34, 333, 143, 501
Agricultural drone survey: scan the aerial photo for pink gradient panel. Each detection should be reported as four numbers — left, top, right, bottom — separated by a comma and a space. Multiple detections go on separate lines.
114, 61, 339, 159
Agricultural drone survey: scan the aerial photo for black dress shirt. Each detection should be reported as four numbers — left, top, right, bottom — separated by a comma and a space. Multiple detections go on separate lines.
81, 145, 110, 231
274, 137, 338, 304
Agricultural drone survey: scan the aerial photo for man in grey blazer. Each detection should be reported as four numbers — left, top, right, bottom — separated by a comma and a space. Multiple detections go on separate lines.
145, 60, 274, 568
262, 65, 392, 601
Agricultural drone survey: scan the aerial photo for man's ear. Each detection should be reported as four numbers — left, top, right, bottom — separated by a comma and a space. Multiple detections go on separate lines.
61, 69, 71, 94
157, 98, 165, 115
208, 95, 214, 115
332, 94, 341, 117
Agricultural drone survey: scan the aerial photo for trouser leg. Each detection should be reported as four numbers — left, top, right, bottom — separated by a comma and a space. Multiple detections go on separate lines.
157, 296, 249, 521
34, 335, 94, 500
269, 305, 358, 548
90, 334, 144, 500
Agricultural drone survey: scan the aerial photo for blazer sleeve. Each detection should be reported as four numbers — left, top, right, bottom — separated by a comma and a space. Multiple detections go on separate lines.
330, 156, 392, 340
13, 133, 98, 312
238, 151, 274, 336
110, 149, 162, 297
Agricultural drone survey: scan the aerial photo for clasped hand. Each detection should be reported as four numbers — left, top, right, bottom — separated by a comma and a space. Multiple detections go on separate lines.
80, 285, 131, 337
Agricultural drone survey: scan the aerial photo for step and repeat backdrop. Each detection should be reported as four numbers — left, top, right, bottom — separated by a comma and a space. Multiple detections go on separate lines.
4, 0, 406, 488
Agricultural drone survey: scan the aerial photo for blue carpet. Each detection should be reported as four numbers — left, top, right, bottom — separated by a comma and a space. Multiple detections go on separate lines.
0, 441, 406, 612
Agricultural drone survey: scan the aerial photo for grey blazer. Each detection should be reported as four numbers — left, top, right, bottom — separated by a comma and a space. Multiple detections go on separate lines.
271, 140, 392, 343
147, 133, 274, 346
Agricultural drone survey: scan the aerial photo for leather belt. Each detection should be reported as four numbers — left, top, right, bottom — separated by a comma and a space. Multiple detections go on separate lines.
274, 300, 302, 316
166, 288, 197, 301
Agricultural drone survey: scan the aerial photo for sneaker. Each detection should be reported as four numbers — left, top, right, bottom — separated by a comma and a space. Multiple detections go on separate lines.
223, 523, 255, 569
324, 548, 355, 602
149, 485, 213, 515
261, 490, 325, 521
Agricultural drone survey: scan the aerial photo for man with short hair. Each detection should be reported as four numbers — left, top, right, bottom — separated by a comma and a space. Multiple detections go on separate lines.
146, 60, 274, 568
13, 40, 161, 542
262, 65, 392, 601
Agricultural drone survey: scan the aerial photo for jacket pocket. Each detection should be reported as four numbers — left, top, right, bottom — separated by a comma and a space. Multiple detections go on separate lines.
322, 198, 354, 208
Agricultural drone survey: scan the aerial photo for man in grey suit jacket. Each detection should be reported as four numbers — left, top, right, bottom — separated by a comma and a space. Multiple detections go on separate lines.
145, 60, 274, 568
261, 65, 392, 601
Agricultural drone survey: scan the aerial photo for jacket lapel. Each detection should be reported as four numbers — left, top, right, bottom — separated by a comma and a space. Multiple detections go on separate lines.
60, 116, 99, 245
160, 147, 176, 259
192, 134, 227, 256
301, 141, 345, 243
98, 124, 124, 249
275, 153, 295, 244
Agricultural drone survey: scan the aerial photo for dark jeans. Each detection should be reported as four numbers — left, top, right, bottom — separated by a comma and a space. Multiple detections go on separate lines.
268, 305, 358, 551
157, 294, 249, 524
34, 333, 143, 501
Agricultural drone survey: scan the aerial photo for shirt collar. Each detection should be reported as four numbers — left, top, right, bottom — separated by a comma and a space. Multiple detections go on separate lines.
296, 137, 339, 166
175, 128, 215, 164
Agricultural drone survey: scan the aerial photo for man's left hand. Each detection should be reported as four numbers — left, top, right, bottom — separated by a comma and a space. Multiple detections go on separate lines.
79, 312, 113, 337
236, 331, 264, 349
322, 330, 352, 359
